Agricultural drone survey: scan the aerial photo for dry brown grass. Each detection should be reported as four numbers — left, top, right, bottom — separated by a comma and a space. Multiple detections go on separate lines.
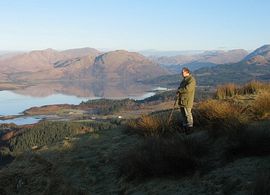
215, 83, 238, 99
215, 81, 270, 99
195, 100, 248, 124
194, 99, 248, 137
241, 80, 270, 95
252, 92, 270, 118
126, 114, 179, 137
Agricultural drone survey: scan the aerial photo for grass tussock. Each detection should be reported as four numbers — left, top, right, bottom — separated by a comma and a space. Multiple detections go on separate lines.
118, 135, 207, 180
215, 83, 238, 99
241, 80, 270, 95
250, 170, 270, 195
126, 114, 180, 137
194, 99, 248, 137
215, 80, 270, 99
196, 100, 245, 121
252, 92, 270, 118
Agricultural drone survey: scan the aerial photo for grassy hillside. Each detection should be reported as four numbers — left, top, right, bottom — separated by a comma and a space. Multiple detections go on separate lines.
0, 81, 269, 194
164, 61, 218, 73
195, 62, 270, 86
144, 61, 270, 87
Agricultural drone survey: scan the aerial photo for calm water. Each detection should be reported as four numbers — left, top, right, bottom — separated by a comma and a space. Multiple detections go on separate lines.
0, 116, 43, 126
0, 90, 155, 125
0, 91, 91, 116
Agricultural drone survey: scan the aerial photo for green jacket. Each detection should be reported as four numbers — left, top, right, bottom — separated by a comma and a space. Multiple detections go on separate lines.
177, 74, 196, 108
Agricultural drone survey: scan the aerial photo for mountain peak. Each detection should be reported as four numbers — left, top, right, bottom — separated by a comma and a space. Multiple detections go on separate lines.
243, 44, 270, 63
92, 50, 168, 81
33, 48, 57, 53
44, 48, 55, 51
61, 47, 101, 58
256, 44, 270, 51
95, 50, 147, 66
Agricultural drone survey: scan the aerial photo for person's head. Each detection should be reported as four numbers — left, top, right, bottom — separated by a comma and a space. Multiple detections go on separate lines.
181, 67, 190, 78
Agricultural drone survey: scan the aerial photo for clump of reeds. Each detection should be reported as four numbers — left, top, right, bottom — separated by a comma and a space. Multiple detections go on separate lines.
215, 83, 238, 99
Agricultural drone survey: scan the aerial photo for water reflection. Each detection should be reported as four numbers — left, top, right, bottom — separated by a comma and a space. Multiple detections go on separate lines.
0, 91, 90, 116
0, 81, 158, 125
0, 80, 156, 116
13, 80, 153, 98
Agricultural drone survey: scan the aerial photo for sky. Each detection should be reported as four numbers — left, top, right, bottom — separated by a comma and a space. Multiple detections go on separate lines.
0, 0, 269, 51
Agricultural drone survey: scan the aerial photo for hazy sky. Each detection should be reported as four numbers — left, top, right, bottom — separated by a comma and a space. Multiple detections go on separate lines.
1, 0, 269, 51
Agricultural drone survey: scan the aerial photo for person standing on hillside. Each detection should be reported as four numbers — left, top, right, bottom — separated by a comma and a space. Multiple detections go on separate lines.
177, 67, 196, 134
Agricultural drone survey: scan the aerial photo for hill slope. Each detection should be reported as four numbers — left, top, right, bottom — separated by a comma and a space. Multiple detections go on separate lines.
144, 45, 270, 87
151, 49, 248, 66
243, 44, 270, 65
92, 50, 169, 81
0, 48, 101, 73
2, 49, 169, 84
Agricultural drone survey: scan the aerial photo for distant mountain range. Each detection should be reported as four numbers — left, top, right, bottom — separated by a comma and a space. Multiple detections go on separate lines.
143, 45, 270, 87
0, 51, 24, 60
194, 45, 270, 85
149, 49, 249, 73
138, 49, 205, 57
0, 48, 169, 84
0, 48, 101, 73
1, 45, 270, 87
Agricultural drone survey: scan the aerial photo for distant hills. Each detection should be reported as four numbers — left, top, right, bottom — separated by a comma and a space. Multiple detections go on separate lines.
0, 51, 24, 60
0, 48, 169, 84
149, 49, 248, 72
243, 45, 270, 64
195, 45, 270, 86
165, 62, 218, 73
0, 48, 101, 73
138, 49, 205, 57
143, 45, 270, 87
150, 49, 248, 65
92, 50, 168, 81
1, 45, 270, 88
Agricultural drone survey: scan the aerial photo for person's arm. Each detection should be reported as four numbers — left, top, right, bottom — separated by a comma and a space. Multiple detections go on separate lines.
178, 77, 195, 94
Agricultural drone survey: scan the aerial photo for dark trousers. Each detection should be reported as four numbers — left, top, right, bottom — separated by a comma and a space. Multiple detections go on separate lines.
180, 107, 193, 127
